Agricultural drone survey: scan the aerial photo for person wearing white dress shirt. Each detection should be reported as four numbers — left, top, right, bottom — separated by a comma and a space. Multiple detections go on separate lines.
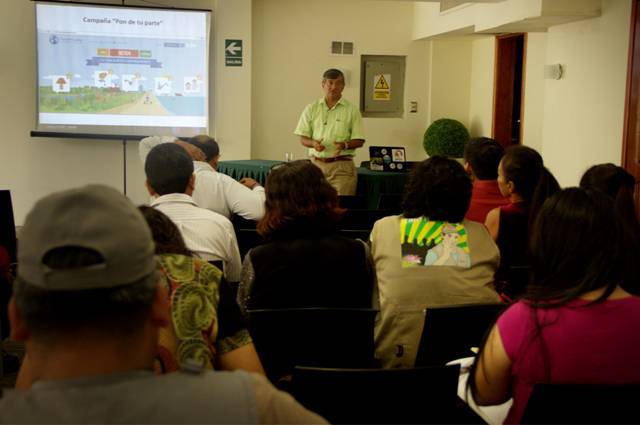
144, 143, 242, 282
139, 135, 266, 220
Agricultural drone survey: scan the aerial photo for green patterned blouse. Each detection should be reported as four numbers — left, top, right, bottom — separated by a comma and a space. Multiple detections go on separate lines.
154, 254, 252, 373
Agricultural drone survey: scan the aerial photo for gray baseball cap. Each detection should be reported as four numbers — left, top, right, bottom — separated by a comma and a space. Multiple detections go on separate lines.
17, 184, 158, 291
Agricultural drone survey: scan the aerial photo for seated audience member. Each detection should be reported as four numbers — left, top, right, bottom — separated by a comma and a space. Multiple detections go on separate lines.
580, 163, 639, 235
463, 137, 510, 223
470, 188, 640, 424
0, 245, 19, 374
485, 145, 560, 300
144, 143, 242, 282
138, 206, 264, 375
580, 163, 640, 295
237, 160, 375, 316
139, 135, 266, 220
370, 156, 500, 369
2, 185, 325, 424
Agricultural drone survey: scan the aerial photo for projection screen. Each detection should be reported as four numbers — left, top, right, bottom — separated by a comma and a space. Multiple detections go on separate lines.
35, 1, 211, 138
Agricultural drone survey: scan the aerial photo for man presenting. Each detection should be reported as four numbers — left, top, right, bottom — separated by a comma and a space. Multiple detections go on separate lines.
294, 69, 365, 195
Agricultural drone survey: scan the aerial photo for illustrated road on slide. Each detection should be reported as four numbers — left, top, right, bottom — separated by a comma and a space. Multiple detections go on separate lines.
103, 92, 170, 115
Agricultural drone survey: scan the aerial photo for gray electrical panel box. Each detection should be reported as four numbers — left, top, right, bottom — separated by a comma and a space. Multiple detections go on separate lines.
361, 55, 406, 118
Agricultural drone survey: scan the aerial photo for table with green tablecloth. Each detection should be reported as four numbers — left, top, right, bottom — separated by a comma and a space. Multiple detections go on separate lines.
217, 160, 409, 210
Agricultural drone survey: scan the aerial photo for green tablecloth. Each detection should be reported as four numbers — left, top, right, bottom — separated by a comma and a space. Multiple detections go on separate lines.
217, 160, 278, 185
218, 160, 409, 210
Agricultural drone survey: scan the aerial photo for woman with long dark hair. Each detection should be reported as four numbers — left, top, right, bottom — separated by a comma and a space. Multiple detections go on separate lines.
470, 188, 640, 423
237, 160, 375, 315
485, 145, 560, 300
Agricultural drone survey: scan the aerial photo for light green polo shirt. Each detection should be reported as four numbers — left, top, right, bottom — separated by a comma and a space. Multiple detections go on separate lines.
294, 97, 365, 158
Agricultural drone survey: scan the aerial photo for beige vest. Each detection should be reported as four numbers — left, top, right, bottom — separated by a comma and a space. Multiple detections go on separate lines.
371, 216, 500, 368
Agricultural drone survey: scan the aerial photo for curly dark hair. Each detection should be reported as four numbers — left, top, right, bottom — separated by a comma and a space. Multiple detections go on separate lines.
401, 156, 472, 222
138, 205, 193, 257
257, 160, 345, 239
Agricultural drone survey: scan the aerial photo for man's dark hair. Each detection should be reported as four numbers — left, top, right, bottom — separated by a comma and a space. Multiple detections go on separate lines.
187, 135, 219, 162
402, 156, 472, 222
14, 246, 156, 341
145, 143, 194, 195
463, 137, 504, 180
323, 68, 344, 80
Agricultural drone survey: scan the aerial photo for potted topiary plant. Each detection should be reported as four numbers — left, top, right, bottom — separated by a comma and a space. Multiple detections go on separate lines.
423, 118, 470, 158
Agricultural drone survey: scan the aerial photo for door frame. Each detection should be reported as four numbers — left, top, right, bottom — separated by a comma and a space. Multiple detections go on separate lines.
622, 0, 640, 215
492, 33, 527, 148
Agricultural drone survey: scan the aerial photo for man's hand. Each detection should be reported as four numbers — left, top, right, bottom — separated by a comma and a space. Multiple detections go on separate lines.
334, 141, 347, 156
239, 177, 259, 189
313, 139, 325, 152
175, 140, 206, 162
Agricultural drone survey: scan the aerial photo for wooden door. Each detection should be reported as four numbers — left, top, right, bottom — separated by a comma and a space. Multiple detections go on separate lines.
493, 34, 526, 148
623, 0, 640, 216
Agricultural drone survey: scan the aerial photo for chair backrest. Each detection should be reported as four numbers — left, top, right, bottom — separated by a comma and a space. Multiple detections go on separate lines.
338, 195, 366, 210
207, 260, 224, 272
377, 193, 403, 214
337, 229, 371, 241
521, 383, 640, 424
338, 209, 390, 231
415, 303, 506, 366
247, 307, 378, 383
0, 190, 17, 265
236, 228, 264, 259
0, 190, 16, 349
291, 364, 461, 424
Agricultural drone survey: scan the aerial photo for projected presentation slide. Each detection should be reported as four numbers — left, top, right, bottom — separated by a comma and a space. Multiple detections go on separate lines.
36, 2, 210, 137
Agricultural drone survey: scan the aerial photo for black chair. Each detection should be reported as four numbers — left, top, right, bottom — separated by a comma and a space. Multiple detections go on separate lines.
415, 303, 506, 366
231, 215, 257, 231
337, 229, 371, 241
236, 228, 264, 259
377, 193, 403, 214
0, 190, 17, 378
338, 209, 390, 231
521, 383, 640, 424
0, 190, 17, 267
291, 364, 461, 424
207, 260, 224, 273
338, 195, 366, 210
246, 307, 378, 383
497, 265, 532, 301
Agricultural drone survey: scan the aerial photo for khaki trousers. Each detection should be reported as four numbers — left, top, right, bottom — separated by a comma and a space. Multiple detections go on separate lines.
312, 158, 357, 196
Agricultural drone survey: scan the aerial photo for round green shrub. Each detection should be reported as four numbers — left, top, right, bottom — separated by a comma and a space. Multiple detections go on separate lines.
423, 118, 470, 158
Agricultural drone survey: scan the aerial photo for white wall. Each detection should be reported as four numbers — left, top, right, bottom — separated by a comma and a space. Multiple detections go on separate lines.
428, 38, 472, 128
0, 0, 253, 225
251, 0, 430, 165
2, 0, 633, 224
540, 0, 632, 186
467, 36, 495, 137
521, 32, 547, 152
416, 0, 632, 187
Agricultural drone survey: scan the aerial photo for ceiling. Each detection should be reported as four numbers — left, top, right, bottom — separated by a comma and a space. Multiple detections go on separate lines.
381, 0, 507, 11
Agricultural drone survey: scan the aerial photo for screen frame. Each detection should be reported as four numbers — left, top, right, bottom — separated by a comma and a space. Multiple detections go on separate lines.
33, 0, 212, 141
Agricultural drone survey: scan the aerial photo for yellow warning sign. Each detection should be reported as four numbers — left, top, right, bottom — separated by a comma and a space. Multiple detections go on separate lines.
373, 73, 391, 101
375, 74, 390, 90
